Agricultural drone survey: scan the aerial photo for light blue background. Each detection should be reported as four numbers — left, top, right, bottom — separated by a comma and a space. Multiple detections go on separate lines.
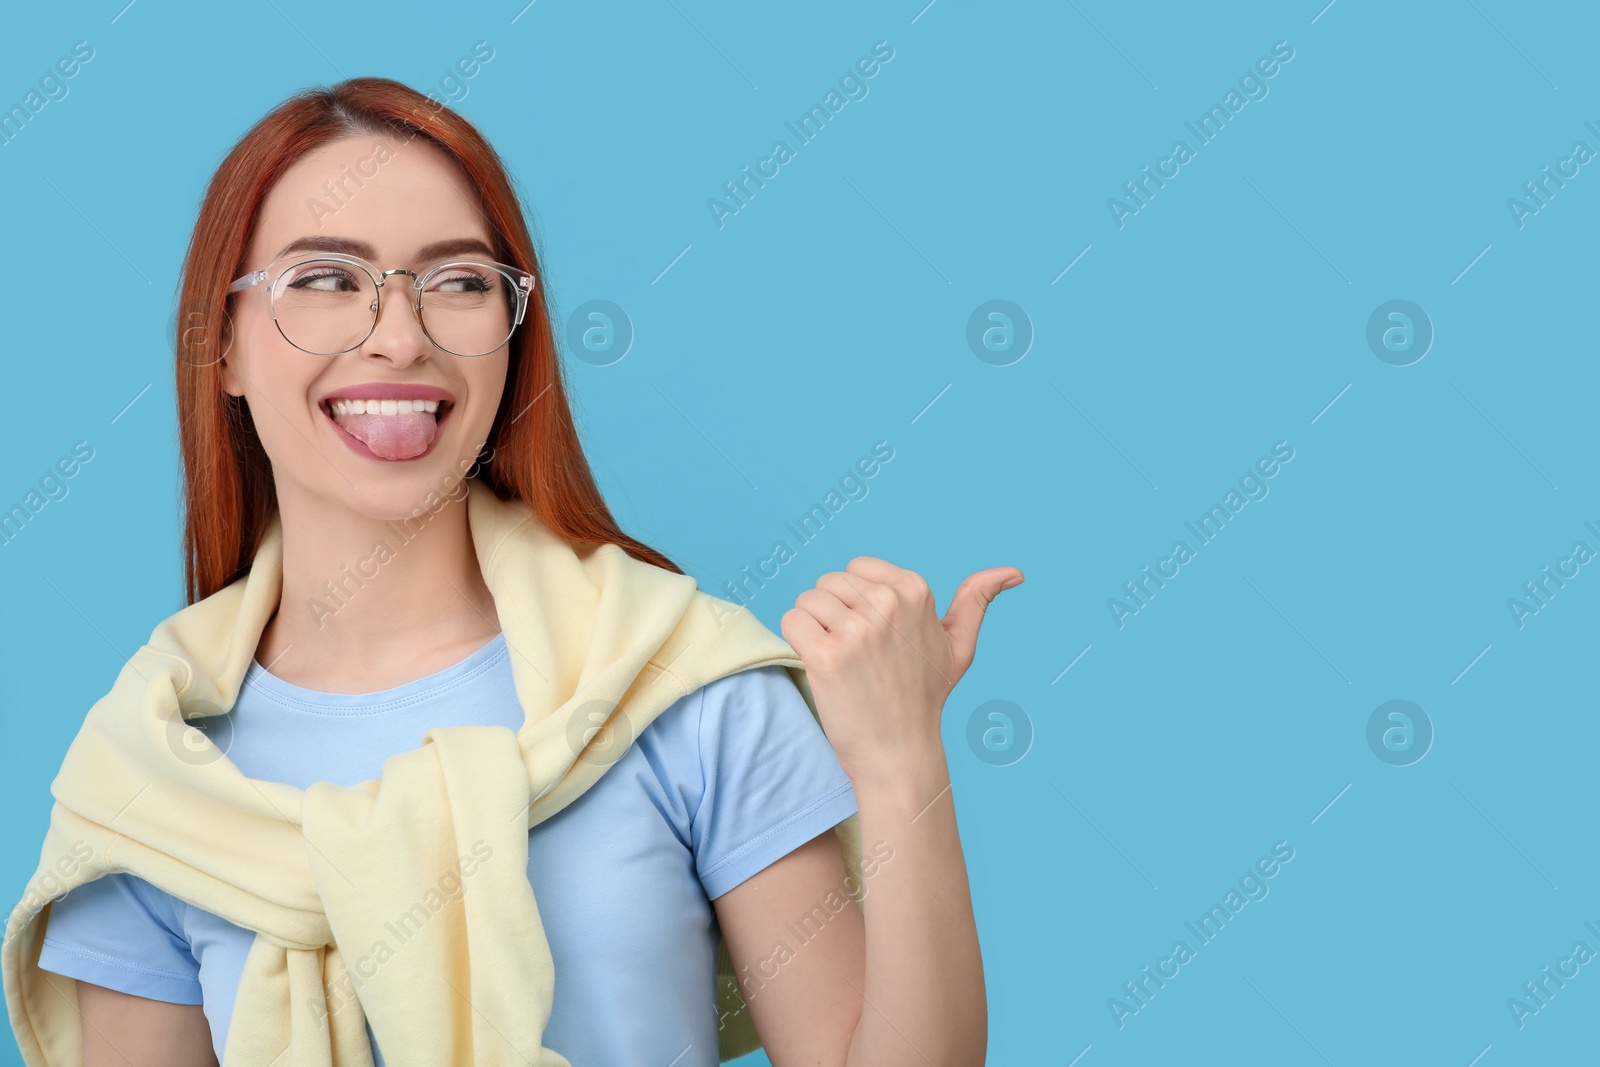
3, 2, 1596, 1064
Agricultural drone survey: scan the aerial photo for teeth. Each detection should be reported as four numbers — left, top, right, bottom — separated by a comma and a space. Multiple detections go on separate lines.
328, 398, 442, 416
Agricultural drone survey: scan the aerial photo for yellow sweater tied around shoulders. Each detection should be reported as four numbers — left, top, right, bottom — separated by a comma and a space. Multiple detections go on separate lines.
2, 479, 864, 1066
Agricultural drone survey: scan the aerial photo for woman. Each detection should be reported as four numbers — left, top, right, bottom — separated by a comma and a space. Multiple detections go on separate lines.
3, 78, 1017, 1066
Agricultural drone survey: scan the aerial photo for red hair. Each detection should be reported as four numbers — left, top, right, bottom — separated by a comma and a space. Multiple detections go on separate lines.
175, 77, 679, 604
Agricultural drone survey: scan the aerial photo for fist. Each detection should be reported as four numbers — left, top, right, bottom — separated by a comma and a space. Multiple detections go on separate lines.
780, 556, 1023, 785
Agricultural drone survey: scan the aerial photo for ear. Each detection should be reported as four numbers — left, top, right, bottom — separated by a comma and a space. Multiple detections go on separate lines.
219, 354, 243, 397
217, 312, 242, 397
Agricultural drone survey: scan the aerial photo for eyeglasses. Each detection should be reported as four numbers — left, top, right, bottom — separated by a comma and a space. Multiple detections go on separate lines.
227, 251, 535, 358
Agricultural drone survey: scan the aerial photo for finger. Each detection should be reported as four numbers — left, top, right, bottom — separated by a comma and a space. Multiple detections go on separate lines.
794, 586, 853, 632
817, 570, 885, 611
780, 605, 828, 651
844, 555, 910, 586
941, 567, 1023, 663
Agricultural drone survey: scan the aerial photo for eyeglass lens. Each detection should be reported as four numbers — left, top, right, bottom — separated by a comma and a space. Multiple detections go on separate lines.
270, 259, 516, 357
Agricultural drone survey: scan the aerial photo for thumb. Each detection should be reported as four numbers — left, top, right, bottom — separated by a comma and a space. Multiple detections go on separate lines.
941, 567, 1024, 673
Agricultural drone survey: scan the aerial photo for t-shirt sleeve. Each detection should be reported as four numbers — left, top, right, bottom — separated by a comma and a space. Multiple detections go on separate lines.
692, 665, 859, 900
36, 872, 204, 1004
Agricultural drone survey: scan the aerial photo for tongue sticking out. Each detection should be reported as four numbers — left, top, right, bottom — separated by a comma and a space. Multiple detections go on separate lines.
332, 410, 440, 461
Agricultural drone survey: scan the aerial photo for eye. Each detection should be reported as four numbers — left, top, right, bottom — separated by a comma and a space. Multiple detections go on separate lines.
426, 267, 497, 294
286, 266, 360, 292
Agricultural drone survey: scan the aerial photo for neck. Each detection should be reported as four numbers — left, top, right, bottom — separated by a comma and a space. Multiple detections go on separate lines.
255, 483, 502, 693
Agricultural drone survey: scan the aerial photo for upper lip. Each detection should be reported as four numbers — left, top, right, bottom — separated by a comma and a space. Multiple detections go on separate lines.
317, 383, 457, 405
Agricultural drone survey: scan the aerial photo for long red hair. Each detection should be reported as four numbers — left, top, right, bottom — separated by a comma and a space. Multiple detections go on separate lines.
175, 77, 679, 604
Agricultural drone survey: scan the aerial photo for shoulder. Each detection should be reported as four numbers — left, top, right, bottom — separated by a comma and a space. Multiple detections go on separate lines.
642, 665, 809, 746
700, 662, 818, 725
627, 664, 825, 811
688, 667, 857, 897
696, 663, 806, 715
661, 665, 820, 768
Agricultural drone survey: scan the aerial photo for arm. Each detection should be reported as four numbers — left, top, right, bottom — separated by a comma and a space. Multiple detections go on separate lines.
76, 981, 218, 1067
712, 745, 985, 1067
717, 555, 1019, 1065
712, 831, 865, 1064
36, 875, 217, 1067
838, 742, 985, 1066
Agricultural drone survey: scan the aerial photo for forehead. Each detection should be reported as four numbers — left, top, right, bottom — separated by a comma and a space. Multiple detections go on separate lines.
247, 134, 495, 266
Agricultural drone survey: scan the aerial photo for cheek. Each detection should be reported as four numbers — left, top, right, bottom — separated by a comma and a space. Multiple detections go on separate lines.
224, 304, 274, 391
231, 335, 325, 446
463, 355, 511, 434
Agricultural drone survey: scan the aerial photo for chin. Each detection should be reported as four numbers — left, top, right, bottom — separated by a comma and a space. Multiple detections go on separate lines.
355, 477, 473, 526
321, 450, 482, 525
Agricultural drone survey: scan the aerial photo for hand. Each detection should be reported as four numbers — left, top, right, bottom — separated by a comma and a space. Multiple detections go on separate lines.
780, 556, 1023, 787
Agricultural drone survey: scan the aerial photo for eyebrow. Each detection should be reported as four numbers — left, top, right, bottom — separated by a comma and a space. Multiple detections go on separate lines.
271, 235, 499, 263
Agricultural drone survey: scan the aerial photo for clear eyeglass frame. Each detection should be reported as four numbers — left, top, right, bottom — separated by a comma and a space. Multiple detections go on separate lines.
226, 250, 536, 358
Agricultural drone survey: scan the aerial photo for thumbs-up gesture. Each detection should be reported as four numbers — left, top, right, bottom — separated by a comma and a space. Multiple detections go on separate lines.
781, 556, 1023, 788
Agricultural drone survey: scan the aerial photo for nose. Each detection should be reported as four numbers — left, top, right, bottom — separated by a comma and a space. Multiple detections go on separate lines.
360, 271, 432, 367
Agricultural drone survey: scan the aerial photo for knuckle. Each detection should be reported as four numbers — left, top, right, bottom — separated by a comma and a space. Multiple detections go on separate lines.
899, 572, 931, 603
866, 585, 898, 614
844, 607, 883, 643
836, 613, 873, 640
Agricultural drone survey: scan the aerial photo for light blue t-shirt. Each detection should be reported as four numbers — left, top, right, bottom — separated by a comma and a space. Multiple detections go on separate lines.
38, 632, 858, 1066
